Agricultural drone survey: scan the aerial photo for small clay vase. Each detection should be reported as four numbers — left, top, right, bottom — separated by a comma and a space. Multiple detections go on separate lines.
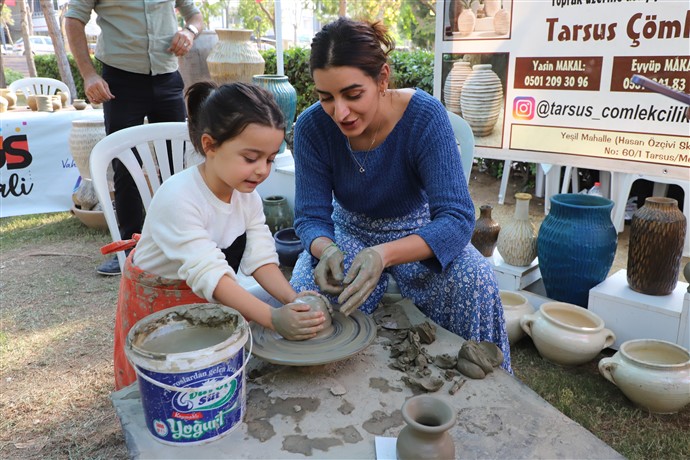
0, 96, 7, 113
627, 197, 686, 296
52, 95, 62, 111
497, 193, 537, 266
274, 227, 304, 267
72, 99, 88, 110
27, 94, 38, 111
262, 195, 293, 234
57, 90, 69, 106
293, 294, 333, 339
396, 395, 456, 460
35, 95, 53, 112
0, 89, 17, 109
500, 290, 534, 345
471, 204, 501, 257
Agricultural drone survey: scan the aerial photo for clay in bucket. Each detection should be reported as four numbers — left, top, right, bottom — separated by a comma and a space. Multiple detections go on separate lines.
125, 303, 251, 445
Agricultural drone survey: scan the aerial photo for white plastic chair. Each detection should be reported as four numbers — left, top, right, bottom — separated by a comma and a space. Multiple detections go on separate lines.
9, 77, 71, 103
89, 122, 203, 270
446, 110, 474, 185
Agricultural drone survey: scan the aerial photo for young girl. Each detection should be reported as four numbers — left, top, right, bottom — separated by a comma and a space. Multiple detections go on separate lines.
113, 81, 326, 390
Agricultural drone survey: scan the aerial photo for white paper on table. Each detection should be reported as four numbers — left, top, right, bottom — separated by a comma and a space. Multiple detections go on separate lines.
374, 436, 397, 460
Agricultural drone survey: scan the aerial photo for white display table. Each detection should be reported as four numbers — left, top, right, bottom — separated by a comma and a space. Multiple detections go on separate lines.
488, 249, 542, 291
589, 269, 690, 350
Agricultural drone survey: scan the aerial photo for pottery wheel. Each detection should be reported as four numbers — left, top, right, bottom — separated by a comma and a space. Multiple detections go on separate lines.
248, 311, 377, 366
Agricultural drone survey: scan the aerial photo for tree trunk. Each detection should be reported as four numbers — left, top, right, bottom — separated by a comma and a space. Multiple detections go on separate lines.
339, 0, 346, 17
39, 0, 77, 98
0, 0, 5, 87
18, 0, 36, 77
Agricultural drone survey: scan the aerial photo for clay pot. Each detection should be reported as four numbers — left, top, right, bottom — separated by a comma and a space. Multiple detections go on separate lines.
273, 227, 304, 268
493, 8, 511, 35
27, 94, 38, 111
0, 88, 17, 109
496, 193, 537, 266
52, 95, 62, 111
599, 339, 690, 414
457, 9, 476, 36
35, 95, 53, 112
70, 204, 108, 231
207, 29, 265, 84
472, 204, 501, 257
262, 195, 293, 234
396, 395, 456, 460
538, 193, 617, 308
252, 74, 297, 153
500, 290, 534, 345
69, 119, 107, 180
520, 301, 615, 366
72, 99, 88, 110
293, 294, 333, 339
57, 90, 69, 106
0, 96, 7, 113
627, 197, 686, 296
443, 60, 472, 116
460, 64, 504, 137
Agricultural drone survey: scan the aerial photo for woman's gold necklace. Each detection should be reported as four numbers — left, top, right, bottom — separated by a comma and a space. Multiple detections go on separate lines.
346, 119, 382, 174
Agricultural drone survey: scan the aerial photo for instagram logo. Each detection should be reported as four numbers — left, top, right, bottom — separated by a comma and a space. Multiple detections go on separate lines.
513, 97, 535, 120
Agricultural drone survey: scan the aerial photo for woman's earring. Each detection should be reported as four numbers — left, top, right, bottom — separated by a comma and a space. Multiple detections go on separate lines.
381, 89, 386, 97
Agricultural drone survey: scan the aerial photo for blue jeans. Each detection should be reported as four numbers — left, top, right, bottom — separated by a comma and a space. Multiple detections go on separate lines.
101, 63, 186, 240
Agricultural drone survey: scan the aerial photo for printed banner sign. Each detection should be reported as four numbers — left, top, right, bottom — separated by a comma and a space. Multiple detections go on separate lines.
1, 111, 103, 217
434, 0, 689, 170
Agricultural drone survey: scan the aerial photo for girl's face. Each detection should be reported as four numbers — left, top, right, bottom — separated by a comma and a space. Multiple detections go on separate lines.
202, 123, 284, 200
313, 65, 387, 140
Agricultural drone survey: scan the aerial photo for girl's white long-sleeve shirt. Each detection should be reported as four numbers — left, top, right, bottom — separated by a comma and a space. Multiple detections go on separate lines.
133, 165, 279, 301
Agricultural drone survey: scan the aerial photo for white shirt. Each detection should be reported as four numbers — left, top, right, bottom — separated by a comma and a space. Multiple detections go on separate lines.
133, 166, 279, 301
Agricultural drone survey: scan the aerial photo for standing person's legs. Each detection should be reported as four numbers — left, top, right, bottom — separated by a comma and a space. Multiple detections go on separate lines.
97, 65, 153, 275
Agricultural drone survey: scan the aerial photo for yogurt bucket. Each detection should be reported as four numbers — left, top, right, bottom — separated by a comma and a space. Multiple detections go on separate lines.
125, 304, 251, 445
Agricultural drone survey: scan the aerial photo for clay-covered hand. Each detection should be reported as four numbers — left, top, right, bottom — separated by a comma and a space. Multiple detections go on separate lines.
270, 303, 325, 341
295, 290, 334, 315
314, 243, 345, 295
337, 247, 384, 316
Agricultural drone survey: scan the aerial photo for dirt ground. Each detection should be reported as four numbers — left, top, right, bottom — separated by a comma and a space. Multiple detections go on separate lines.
0, 168, 687, 459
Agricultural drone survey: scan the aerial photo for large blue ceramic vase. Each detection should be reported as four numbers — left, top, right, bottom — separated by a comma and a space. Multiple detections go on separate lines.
251, 75, 297, 152
537, 194, 617, 308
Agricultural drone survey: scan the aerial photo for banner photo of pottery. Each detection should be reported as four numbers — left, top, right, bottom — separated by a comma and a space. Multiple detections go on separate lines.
441, 52, 508, 148
443, 0, 514, 40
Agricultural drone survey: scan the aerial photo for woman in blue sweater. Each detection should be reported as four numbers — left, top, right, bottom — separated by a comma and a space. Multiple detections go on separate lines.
290, 17, 511, 371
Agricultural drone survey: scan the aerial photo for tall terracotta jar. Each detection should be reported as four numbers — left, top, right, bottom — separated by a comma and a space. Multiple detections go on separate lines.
206, 29, 265, 85
69, 119, 107, 180
179, 29, 219, 92
496, 193, 537, 266
460, 64, 504, 137
627, 197, 686, 295
537, 194, 617, 308
396, 395, 456, 460
471, 204, 501, 257
443, 60, 472, 117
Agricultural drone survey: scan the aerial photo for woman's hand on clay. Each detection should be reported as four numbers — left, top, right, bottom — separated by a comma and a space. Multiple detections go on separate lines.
337, 247, 384, 316
270, 303, 325, 341
314, 244, 345, 295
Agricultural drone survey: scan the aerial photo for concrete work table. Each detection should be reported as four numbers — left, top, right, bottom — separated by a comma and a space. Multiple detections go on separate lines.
111, 301, 622, 459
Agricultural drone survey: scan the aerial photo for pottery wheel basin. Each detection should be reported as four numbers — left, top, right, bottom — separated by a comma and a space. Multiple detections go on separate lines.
248, 311, 377, 366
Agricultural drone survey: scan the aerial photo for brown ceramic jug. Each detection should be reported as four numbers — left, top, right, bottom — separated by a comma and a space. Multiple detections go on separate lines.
471, 204, 501, 257
396, 395, 456, 460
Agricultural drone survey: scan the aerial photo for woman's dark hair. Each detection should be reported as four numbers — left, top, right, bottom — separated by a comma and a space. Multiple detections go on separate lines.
309, 17, 395, 80
185, 81, 285, 155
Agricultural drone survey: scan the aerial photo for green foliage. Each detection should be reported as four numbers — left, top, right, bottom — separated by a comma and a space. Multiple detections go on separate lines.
389, 49, 434, 93
3, 67, 24, 85
237, 0, 274, 36
260, 47, 317, 116
33, 54, 102, 99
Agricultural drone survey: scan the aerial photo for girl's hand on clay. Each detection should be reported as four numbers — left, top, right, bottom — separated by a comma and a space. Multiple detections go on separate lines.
314, 244, 345, 295
295, 290, 333, 314
270, 303, 325, 341
337, 247, 384, 316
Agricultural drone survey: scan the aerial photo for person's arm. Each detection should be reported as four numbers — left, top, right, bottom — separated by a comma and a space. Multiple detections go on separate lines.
251, 263, 298, 305
169, 4, 203, 57
65, 17, 114, 104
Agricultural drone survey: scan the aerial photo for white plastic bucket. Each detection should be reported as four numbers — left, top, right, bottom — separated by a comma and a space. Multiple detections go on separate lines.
125, 303, 252, 445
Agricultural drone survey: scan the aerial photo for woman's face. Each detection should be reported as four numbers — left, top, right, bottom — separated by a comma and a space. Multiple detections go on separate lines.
202, 123, 283, 200
313, 66, 384, 139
